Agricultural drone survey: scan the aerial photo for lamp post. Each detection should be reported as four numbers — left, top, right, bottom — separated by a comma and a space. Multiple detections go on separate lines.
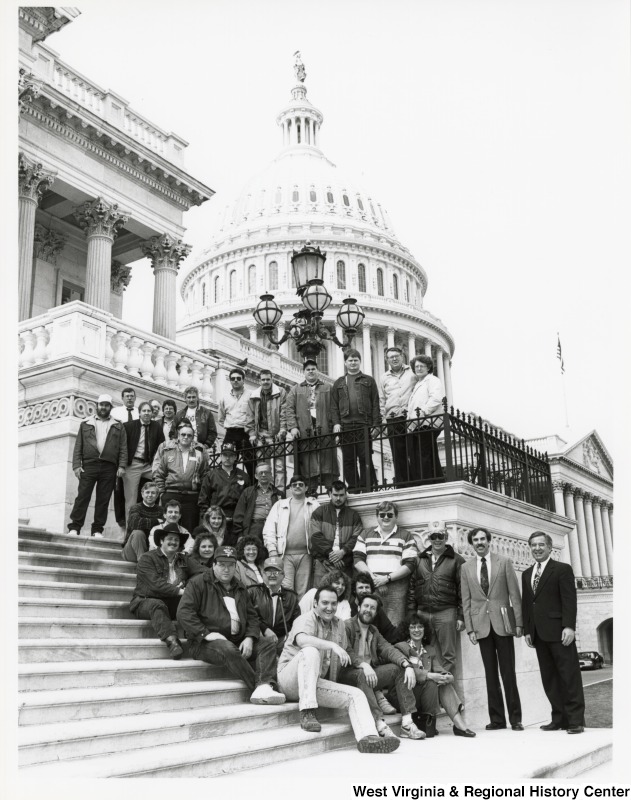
253, 243, 365, 361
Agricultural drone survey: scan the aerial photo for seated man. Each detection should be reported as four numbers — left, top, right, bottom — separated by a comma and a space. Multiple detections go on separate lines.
233, 462, 285, 541
247, 557, 300, 655
177, 545, 285, 705
121, 482, 164, 562
148, 498, 193, 554
340, 594, 424, 740
129, 524, 201, 659
350, 574, 406, 645
277, 586, 400, 754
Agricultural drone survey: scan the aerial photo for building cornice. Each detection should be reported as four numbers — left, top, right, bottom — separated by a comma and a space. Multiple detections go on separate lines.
549, 454, 613, 490
181, 235, 427, 293
19, 7, 80, 44
21, 89, 213, 210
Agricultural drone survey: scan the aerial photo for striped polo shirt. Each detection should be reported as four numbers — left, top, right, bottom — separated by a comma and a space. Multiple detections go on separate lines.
353, 526, 418, 574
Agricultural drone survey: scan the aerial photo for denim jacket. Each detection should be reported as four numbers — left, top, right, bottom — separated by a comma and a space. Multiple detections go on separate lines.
330, 372, 381, 427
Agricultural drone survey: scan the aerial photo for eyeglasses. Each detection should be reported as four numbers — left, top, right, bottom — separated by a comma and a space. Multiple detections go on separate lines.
430, 533, 446, 540
230, 376, 243, 381
291, 482, 306, 488
378, 512, 395, 519
179, 433, 194, 438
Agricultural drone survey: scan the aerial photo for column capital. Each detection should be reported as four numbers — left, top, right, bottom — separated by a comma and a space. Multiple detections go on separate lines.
386, 326, 396, 334
111, 261, 132, 294
551, 480, 565, 493
583, 492, 594, 504
362, 321, 373, 330
574, 488, 585, 499
562, 482, 576, 495
19, 68, 41, 114
19, 153, 56, 201
33, 223, 66, 264
142, 233, 192, 273
74, 197, 130, 240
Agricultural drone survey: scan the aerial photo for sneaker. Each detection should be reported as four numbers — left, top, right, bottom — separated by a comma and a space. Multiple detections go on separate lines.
67, 527, 81, 536
91, 532, 104, 539
375, 691, 396, 715
377, 723, 398, 739
300, 709, 322, 732
250, 684, 286, 705
357, 735, 400, 753
400, 722, 426, 740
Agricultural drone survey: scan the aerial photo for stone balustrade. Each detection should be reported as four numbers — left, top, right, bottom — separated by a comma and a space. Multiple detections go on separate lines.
18, 301, 309, 397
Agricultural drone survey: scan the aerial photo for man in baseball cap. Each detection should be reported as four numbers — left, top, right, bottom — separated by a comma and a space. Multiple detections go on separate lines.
67, 393, 127, 538
197, 439, 251, 545
247, 557, 300, 654
178, 543, 286, 705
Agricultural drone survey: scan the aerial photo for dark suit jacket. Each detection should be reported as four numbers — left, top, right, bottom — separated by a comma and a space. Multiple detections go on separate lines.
124, 420, 165, 466
172, 406, 217, 448
521, 558, 577, 643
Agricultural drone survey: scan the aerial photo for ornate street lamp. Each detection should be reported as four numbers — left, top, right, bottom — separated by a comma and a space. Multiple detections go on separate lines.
254, 242, 365, 360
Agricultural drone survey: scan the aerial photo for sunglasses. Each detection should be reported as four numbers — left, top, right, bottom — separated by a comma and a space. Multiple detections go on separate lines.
230, 376, 243, 381
430, 533, 446, 540
378, 512, 395, 519
291, 482, 306, 488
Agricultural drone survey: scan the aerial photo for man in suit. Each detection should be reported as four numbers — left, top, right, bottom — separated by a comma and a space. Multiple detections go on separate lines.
461, 527, 524, 731
110, 386, 138, 528
522, 530, 585, 734
122, 401, 165, 524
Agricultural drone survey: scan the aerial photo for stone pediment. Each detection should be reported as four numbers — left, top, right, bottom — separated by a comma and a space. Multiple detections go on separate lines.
564, 431, 613, 480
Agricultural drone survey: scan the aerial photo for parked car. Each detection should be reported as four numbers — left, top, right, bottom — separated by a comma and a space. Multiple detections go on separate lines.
578, 651, 605, 670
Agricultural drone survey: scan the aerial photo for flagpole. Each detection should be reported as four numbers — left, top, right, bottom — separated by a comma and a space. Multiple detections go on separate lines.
557, 332, 569, 429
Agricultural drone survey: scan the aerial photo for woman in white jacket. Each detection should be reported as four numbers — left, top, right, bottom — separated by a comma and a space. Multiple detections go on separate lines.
406, 355, 445, 484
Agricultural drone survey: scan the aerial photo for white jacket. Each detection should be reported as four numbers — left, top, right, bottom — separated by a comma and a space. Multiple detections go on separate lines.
407, 374, 444, 421
262, 496, 319, 557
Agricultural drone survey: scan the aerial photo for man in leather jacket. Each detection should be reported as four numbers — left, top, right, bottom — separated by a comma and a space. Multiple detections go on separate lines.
247, 557, 300, 654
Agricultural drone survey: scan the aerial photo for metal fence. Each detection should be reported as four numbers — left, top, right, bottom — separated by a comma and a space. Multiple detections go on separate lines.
204, 401, 553, 511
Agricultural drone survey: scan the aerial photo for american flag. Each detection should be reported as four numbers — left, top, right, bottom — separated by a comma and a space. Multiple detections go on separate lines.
556, 335, 565, 374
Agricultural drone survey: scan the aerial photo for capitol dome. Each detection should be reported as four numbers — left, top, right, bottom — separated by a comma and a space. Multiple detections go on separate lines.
179, 58, 454, 394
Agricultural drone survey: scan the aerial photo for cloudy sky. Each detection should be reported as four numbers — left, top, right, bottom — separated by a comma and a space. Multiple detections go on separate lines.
19, 0, 631, 452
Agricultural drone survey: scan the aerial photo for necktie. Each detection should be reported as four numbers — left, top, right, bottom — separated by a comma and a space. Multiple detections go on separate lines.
143, 425, 150, 463
127, 409, 133, 423
480, 556, 489, 595
533, 562, 542, 592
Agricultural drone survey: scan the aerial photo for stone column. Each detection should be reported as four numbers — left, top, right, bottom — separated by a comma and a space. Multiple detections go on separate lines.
142, 234, 192, 339
248, 323, 258, 343
74, 198, 130, 311
582, 494, 602, 576
443, 354, 454, 408
591, 499, 610, 576
435, 348, 445, 384
362, 323, 372, 374
600, 502, 614, 575
18, 154, 56, 320
424, 339, 433, 357
110, 261, 132, 319
407, 332, 416, 361
572, 489, 592, 578
386, 327, 396, 349
607, 503, 613, 539
374, 332, 385, 381
561, 485, 583, 576
553, 481, 573, 566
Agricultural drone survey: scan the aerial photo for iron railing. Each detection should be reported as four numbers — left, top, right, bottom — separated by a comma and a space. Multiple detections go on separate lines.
202, 400, 553, 511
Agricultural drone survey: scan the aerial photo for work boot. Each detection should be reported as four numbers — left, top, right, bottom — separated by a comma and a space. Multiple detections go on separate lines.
300, 710, 322, 732
165, 635, 183, 660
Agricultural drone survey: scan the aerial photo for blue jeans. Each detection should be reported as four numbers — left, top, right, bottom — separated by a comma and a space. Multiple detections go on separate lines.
189, 636, 278, 691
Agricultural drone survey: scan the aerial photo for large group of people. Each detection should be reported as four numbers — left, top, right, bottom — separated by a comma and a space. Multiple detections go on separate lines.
65, 359, 585, 754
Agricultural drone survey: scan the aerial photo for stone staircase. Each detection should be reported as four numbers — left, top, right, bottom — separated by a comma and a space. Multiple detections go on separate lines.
18, 527, 355, 778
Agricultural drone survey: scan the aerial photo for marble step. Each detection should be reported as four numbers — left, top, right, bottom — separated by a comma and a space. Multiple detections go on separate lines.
18, 539, 133, 564
19, 580, 133, 602
19, 701, 318, 766
19, 527, 123, 554
19, 659, 224, 692
19, 617, 158, 639
19, 679, 248, 725
18, 598, 133, 619
19, 551, 136, 574
19, 637, 178, 663
21, 721, 356, 778
19, 565, 136, 587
